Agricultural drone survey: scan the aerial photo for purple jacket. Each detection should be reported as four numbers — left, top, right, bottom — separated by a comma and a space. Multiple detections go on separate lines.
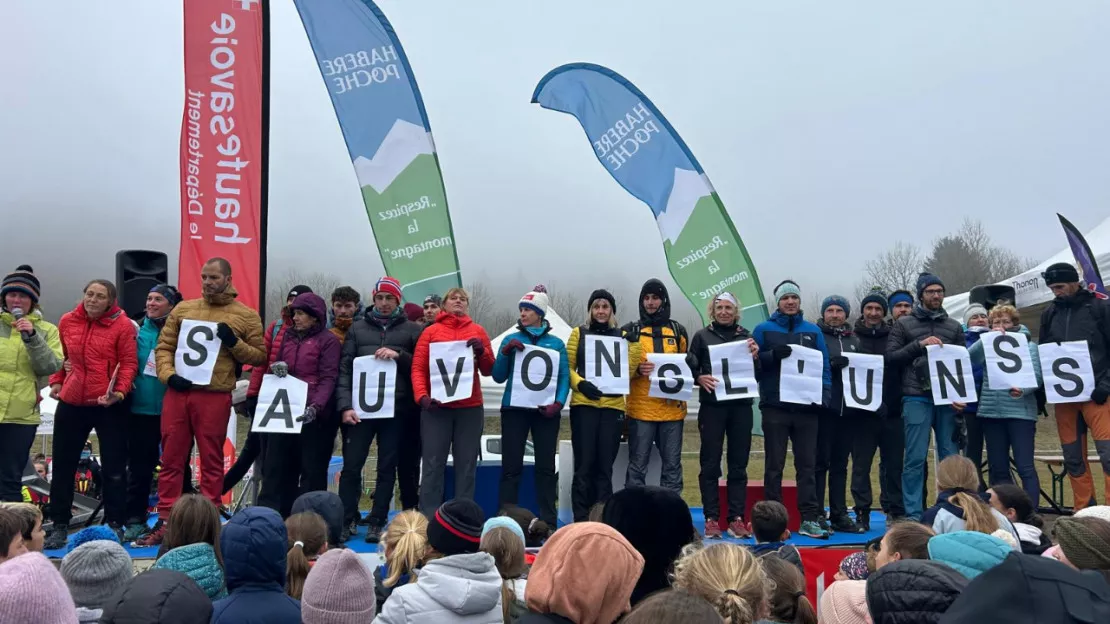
279, 293, 340, 410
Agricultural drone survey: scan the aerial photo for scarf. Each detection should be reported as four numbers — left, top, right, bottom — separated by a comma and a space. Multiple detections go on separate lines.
915, 302, 948, 322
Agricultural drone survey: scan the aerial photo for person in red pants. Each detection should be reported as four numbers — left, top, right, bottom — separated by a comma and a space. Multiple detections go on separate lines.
136, 258, 265, 546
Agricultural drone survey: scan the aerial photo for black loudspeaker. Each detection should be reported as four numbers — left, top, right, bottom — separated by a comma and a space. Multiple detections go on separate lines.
116, 250, 169, 319
969, 284, 1017, 311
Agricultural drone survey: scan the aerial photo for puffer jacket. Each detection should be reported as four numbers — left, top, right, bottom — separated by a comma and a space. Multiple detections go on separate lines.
854, 318, 900, 418
246, 308, 293, 398
211, 506, 300, 624
100, 568, 214, 623
492, 321, 571, 408
886, 304, 964, 398
623, 279, 688, 422
1039, 288, 1110, 394
968, 325, 1042, 421
0, 308, 62, 425
411, 312, 495, 409
964, 328, 987, 415
276, 293, 341, 411
49, 302, 138, 406
336, 309, 423, 412
752, 310, 831, 410
686, 321, 757, 404
132, 316, 169, 415
152, 542, 227, 600
156, 285, 266, 392
566, 324, 641, 410
373, 552, 503, 624
921, 489, 1021, 547
819, 320, 862, 415
865, 559, 969, 624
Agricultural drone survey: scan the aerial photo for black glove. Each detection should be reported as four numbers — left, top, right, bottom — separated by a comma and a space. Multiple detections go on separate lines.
624, 327, 640, 343
952, 413, 967, 449
216, 322, 238, 348
830, 355, 849, 371
1093, 388, 1109, 405
243, 396, 258, 417
578, 380, 603, 401
419, 396, 441, 411
466, 337, 485, 358
772, 344, 792, 361
167, 374, 194, 392
296, 405, 318, 424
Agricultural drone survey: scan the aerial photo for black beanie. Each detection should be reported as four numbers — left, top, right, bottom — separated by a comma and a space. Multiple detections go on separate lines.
428, 499, 484, 556
860, 287, 888, 314
1, 266, 41, 304
1042, 262, 1080, 286
287, 285, 313, 300
916, 272, 944, 299
587, 289, 616, 314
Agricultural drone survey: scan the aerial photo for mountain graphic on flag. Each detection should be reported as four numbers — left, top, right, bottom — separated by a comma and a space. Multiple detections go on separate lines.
353, 119, 435, 193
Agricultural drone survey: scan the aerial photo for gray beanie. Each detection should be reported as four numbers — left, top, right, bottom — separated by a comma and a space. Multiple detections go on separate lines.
61, 539, 133, 609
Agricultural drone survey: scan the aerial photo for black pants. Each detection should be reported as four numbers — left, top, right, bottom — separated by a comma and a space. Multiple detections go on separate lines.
258, 416, 338, 518
124, 414, 162, 523
698, 401, 753, 521
815, 411, 854, 520
339, 416, 400, 526
846, 413, 881, 516
0, 423, 37, 502
49, 401, 128, 525
301, 416, 339, 494
396, 403, 422, 510
500, 407, 560, 526
419, 406, 484, 517
762, 406, 820, 522
222, 429, 261, 494
570, 405, 622, 521
964, 412, 987, 491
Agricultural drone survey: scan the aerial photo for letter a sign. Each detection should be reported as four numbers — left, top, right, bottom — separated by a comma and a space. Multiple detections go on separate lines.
584, 334, 629, 395
352, 356, 397, 419
174, 319, 221, 385
253, 374, 309, 434
510, 345, 559, 408
429, 340, 475, 404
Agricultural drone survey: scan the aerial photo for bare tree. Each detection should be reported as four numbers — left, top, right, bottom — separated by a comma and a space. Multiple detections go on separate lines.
546, 283, 586, 320
859, 241, 923, 296
922, 218, 1031, 294
464, 281, 495, 327
265, 269, 341, 323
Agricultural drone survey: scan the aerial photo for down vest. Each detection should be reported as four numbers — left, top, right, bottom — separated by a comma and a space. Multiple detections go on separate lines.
411, 312, 494, 408
0, 308, 62, 425
886, 305, 964, 398
277, 293, 341, 411
49, 302, 138, 405
336, 311, 423, 412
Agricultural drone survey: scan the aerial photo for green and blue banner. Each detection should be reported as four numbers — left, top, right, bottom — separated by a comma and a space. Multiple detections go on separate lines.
532, 63, 767, 325
294, 0, 461, 302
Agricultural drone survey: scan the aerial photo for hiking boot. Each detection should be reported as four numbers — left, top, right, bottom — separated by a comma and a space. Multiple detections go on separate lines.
44, 527, 68, 551
704, 519, 723, 539
799, 520, 829, 539
856, 512, 871, 533
365, 523, 383, 544
133, 521, 166, 547
122, 520, 149, 542
727, 518, 752, 539
340, 520, 358, 543
830, 515, 864, 534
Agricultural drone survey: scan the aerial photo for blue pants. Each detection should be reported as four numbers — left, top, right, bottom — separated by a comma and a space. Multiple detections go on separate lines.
981, 418, 1039, 503
902, 398, 959, 519
626, 419, 684, 494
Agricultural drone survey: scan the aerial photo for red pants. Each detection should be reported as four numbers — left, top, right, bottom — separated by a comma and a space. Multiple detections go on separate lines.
1055, 400, 1110, 510
158, 389, 231, 517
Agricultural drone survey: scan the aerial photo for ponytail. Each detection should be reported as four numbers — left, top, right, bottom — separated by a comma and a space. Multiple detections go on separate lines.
286, 541, 310, 600
382, 510, 429, 588
792, 591, 817, 624
937, 456, 999, 535
950, 492, 999, 534
714, 589, 754, 624
285, 512, 328, 600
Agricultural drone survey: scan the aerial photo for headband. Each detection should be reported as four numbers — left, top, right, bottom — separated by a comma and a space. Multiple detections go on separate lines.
715, 292, 739, 307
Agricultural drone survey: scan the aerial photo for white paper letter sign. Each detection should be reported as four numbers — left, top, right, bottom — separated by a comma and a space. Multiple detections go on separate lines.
429, 341, 475, 404
510, 345, 560, 408
352, 356, 397, 419
709, 342, 758, 401
648, 353, 694, 401
927, 344, 977, 405
584, 334, 629, 395
842, 353, 884, 412
253, 374, 308, 434
780, 345, 824, 405
982, 331, 1037, 390
1039, 341, 1095, 404
174, 320, 221, 385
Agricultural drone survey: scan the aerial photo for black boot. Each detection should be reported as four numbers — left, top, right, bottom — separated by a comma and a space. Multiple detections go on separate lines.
44, 526, 68, 551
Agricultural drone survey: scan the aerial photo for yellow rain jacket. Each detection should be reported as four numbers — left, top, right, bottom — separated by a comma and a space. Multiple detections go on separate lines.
566, 325, 642, 410
0, 308, 63, 425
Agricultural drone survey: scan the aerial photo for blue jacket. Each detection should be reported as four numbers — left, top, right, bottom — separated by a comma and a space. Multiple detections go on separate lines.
751, 311, 831, 410
492, 321, 571, 408
964, 327, 987, 415
132, 317, 167, 415
968, 326, 1042, 421
211, 507, 300, 624
153, 542, 227, 600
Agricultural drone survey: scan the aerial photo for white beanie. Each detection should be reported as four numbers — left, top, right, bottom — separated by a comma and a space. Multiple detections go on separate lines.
964, 304, 988, 325
519, 291, 549, 318
1075, 505, 1110, 523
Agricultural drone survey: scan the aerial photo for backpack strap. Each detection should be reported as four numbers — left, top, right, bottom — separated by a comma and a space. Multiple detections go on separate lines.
271, 319, 283, 344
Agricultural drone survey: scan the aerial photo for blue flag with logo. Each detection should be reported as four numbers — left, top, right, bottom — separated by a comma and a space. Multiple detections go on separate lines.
1058, 213, 1108, 299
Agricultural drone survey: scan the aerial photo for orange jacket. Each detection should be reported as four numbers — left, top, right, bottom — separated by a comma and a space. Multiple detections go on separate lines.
411, 312, 494, 408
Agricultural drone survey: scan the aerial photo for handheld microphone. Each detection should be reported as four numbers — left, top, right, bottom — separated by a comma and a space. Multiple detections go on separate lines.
11, 307, 30, 339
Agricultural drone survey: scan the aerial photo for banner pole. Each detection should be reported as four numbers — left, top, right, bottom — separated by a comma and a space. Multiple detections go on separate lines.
257, 0, 271, 320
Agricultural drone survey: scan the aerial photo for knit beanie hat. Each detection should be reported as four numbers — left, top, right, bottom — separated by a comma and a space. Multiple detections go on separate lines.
860, 287, 888, 315
149, 284, 183, 307
520, 291, 550, 318
964, 304, 988, 325
67, 525, 121, 552
483, 516, 526, 547
1, 265, 41, 305
916, 272, 945, 299
423, 293, 442, 306
888, 290, 914, 308
1075, 505, 1110, 524
819, 580, 872, 624
403, 302, 423, 322
0, 552, 78, 624
587, 289, 616, 314
1042, 262, 1080, 286
773, 279, 801, 303
373, 277, 403, 301
839, 551, 870, 580
301, 548, 376, 624
1055, 517, 1110, 570
428, 499, 484, 556
287, 284, 313, 300
61, 540, 134, 609
821, 294, 851, 317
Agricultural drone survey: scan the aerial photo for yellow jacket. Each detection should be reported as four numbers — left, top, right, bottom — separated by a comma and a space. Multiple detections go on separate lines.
625, 321, 688, 422
0, 309, 63, 425
156, 285, 266, 392
566, 326, 642, 410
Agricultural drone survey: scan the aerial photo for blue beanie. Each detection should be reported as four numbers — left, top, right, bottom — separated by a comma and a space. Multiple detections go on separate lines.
821, 295, 850, 317
916, 272, 945, 299
66, 525, 120, 553
482, 516, 526, 548
860, 287, 888, 314
889, 290, 914, 308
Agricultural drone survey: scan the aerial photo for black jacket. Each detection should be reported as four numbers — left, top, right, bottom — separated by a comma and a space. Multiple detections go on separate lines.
855, 318, 901, 417
686, 321, 757, 404
101, 569, 214, 624
1040, 289, 1110, 394
866, 560, 968, 624
886, 305, 964, 397
819, 320, 862, 415
517, 613, 575, 624
336, 313, 424, 411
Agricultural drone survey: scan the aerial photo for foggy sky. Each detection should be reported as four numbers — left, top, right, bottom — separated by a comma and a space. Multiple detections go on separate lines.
3, 1, 1110, 324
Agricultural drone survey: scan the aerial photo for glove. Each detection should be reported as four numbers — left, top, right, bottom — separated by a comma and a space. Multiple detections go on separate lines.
501, 339, 525, 356
296, 405, 318, 424
466, 337, 485, 358
270, 361, 289, 378
216, 322, 238, 348
578, 380, 603, 401
624, 327, 640, 343
830, 355, 849, 371
539, 402, 563, 418
167, 374, 194, 392
243, 396, 258, 416
772, 345, 792, 361
1093, 388, 1109, 405
418, 396, 441, 411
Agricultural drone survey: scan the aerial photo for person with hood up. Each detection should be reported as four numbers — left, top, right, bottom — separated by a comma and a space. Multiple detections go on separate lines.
211, 506, 301, 624
0, 551, 79, 624
886, 273, 964, 521
987, 484, 1052, 555
492, 290, 571, 528
374, 499, 503, 624
960, 304, 989, 492
336, 277, 424, 543
44, 279, 138, 549
326, 285, 362, 344
622, 278, 689, 494
291, 490, 346, 551
411, 287, 495, 516
257, 292, 341, 517
687, 292, 760, 539
565, 289, 641, 522
926, 531, 1011, 580
752, 279, 832, 539
518, 522, 645, 624
100, 568, 214, 624
865, 559, 968, 624
141, 258, 266, 547
0, 266, 63, 504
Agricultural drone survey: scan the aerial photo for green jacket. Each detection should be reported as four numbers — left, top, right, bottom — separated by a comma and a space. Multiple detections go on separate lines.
0, 309, 63, 425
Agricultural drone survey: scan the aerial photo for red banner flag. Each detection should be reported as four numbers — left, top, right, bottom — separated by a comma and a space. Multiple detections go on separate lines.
179, 0, 265, 310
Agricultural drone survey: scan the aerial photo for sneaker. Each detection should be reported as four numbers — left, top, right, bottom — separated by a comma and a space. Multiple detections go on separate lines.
704, 519, 723, 539
133, 521, 166, 547
340, 520, 358, 543
799, 520, 830, 539
364, 523, 383, 544
44, 527, 68, 551
830, 515, 864, 534
727, 518, 752, 539
122, 521, 149, 543
107, 522, 125, 542
818, 515, 834, 535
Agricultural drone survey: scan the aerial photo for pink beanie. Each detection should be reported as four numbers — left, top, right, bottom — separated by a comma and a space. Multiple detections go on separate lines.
819, 580, 871, 624
0, 552, 79, 624
301, 548, 376, 624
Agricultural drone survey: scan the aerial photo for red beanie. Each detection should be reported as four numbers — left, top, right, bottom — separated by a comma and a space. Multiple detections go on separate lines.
373, 277, 403, 301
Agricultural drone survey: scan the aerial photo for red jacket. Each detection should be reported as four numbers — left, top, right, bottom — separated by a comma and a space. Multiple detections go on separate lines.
247, 312, 292, 398
411, 312, 494, 409
49, 303, 138, 406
